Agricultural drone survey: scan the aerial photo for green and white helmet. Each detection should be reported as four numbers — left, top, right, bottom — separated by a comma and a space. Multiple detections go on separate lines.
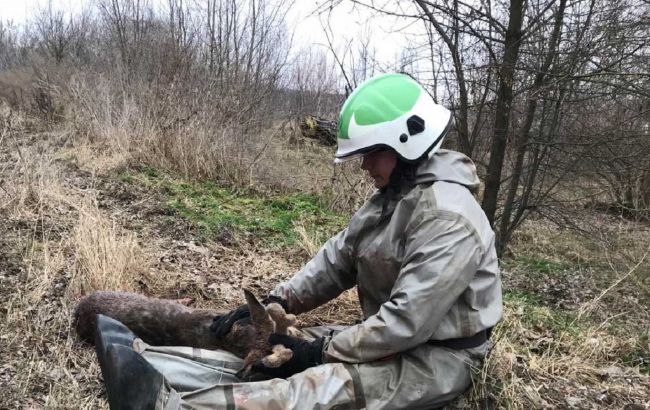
335, 73, 451, 163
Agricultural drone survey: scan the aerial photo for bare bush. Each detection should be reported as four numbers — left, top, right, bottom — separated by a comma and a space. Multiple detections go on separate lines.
284, 47, 341, 116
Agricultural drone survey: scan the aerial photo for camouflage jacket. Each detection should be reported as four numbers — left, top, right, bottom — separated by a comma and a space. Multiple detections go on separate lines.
272, 149, 503, 363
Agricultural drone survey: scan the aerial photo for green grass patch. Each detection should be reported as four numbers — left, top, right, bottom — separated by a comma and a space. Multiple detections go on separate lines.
121, 167, 347, 248
504, 289, 544, 306
119, 173, 134, 184
503, 256, 571, 274
504, 289, 578, 335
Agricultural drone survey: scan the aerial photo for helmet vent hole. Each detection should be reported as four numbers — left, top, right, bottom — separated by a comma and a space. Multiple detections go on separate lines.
399, 133, 409, 143
407, 115, 425, 135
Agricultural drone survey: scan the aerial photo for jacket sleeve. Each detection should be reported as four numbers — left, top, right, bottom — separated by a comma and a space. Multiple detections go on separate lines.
325, 210, 484, 363
271, 228, 357, 314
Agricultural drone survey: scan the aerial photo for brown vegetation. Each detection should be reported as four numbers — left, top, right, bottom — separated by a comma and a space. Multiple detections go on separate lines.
0, 109, 647, 408
0, 0, 648, 408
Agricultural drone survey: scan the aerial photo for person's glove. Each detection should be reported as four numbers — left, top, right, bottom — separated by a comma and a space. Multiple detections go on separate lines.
210, 296, 288, 338
210, 303, 251, 338
251, 334, 325, 378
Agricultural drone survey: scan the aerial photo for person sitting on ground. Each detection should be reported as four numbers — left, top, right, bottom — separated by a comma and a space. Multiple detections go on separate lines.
95, 72, 503, 410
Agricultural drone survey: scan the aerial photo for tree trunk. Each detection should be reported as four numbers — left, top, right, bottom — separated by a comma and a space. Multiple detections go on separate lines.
498, 0, 567, 254
481, 0, 526, 229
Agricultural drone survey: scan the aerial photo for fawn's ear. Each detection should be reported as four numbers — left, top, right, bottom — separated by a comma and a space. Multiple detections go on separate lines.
243, 289, 273, 333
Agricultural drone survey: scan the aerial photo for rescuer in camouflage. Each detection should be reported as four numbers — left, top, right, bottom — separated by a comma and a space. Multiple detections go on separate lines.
96, 73, 503, 410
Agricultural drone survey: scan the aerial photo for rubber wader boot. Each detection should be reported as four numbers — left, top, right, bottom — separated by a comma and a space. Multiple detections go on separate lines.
104, 344, 164, 410
94, 314, 137, 380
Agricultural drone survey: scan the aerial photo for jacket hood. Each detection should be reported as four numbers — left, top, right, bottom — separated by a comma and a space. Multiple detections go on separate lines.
415, 149, 480, 193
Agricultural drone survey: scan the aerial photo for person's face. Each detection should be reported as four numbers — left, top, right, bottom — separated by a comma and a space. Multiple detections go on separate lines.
361, 149, 397, 188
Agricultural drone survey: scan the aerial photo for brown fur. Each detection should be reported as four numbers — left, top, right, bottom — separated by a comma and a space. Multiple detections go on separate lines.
74, 290, 301, 377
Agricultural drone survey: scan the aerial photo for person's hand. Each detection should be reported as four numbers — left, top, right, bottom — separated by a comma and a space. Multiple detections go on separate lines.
210, 296, 289, 338
251, 334, 325, 378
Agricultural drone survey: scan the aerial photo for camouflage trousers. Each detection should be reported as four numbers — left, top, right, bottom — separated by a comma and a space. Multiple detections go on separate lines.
134, 326, 487, 410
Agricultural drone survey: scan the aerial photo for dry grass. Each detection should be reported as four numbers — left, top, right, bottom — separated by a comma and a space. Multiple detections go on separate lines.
293, 223, 321, 258
506, 215, 650, 330
64, 75, 374, 215
67, 202, 152, 296
470, 298, 650, 409
1, 290, 105, 409
1, 93, 648, 408
0, 111, 154, 408
0, 137, 61, 217
0, 126, 106, 408
0, 70, 37, 111
464, 212, 650, 409
59, 143, 132, 176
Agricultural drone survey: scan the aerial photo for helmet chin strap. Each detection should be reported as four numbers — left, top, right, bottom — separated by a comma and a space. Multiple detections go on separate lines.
379, 156, 422, 218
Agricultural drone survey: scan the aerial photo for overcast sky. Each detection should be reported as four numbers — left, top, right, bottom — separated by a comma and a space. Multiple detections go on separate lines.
288, 1, 421, 64
1, 0, 85, 22
0, 0, 423, 67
